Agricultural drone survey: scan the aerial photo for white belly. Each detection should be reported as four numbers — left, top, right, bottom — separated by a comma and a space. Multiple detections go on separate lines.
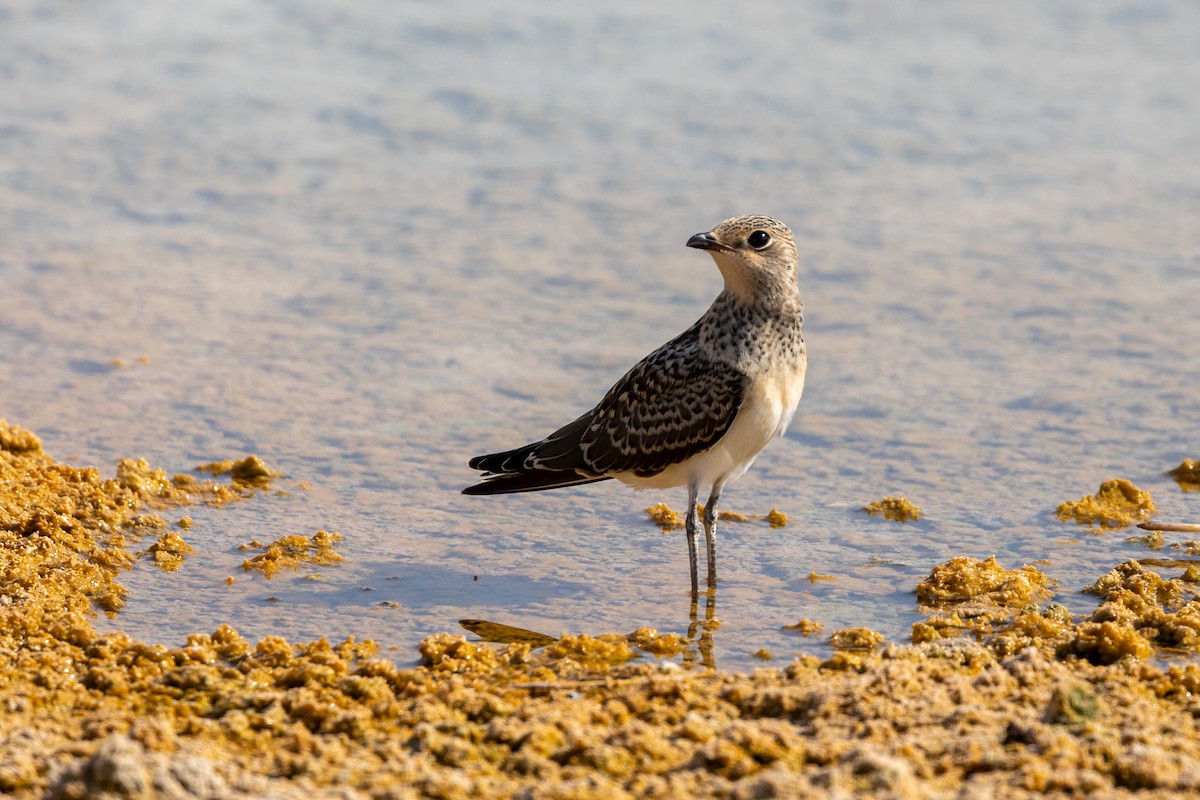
615, 362, 806, 492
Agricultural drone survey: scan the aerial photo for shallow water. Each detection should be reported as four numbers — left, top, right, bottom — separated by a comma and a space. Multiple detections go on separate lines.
2, 0, 1199, 669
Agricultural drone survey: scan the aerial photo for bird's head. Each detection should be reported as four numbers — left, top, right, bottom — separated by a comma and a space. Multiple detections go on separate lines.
686, 215, 798, 305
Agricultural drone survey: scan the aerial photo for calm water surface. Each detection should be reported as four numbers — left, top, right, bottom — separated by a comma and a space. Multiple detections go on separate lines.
2, 0, 1199, 669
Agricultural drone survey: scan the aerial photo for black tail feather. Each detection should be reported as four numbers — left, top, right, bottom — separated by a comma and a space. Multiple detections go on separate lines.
462, 469, 611, 495
468, 443, 538, 474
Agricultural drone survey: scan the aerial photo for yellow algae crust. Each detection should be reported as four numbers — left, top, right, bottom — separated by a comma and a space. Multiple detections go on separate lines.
645, 502, 683, 531
829, 627, 886, 650
0, 421, 255, 616
240, 530, 343, 578
862, 495, 922, 522
628, 627, 693, 659
1069, 560, 1200, 661
145, 529, 194, 572
1169, 458, 1200, 492
646, 504, 789, 530
916, 555, 1053, 607
765, 508, 788, 528
914, 556, 1058, 648
11, 421, 1200, 798
783, 618, 823, 636
1056, 478, 1156, 528
196, 454, 281, 489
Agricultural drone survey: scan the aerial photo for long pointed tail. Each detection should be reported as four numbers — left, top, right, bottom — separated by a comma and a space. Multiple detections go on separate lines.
462, 469, 611, 495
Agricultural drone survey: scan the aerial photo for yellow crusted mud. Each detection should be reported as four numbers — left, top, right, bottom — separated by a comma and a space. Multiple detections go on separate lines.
0, 420, 43, 452
862, 496, 923, 522
0, 422, 258, 617
145, 529, 194, 572
765, 508, 788, 528
916, 556, 1054, 607
645, 502, 683, 531
240, 530, 344, 578
195, 455, 281, 489
915, 556, 1057, 645
829, 627, 886, 650
9, 421, 1200, 798
783, 619, 823, 637
647, 504, 788, 530
1170, 458, 1200, 492
1127, 529, 1165, 550
1056, 478, 1156, 528
628, 627, 693, 659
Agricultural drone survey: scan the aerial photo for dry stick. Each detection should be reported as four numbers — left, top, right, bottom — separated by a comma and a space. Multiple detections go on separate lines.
1138, 521, 1200, 533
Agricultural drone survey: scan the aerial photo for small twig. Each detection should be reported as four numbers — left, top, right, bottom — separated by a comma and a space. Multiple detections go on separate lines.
1138, 521, 1200, 533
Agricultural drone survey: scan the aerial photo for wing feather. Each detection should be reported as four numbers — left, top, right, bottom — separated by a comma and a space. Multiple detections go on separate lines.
533, 323, 746, 478
466, 322, 747, 494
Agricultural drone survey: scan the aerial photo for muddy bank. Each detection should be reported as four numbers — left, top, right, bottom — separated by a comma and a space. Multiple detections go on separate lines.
3, 421, 1200, 799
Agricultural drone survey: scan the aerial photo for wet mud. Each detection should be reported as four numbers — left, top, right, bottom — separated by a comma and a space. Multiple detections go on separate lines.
862, 496, 923, 523
5, 420, 1200, 798
1056, 479, 1157, 529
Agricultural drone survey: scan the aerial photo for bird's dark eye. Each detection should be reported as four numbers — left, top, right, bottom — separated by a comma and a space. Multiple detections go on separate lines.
748, 230, 771, 249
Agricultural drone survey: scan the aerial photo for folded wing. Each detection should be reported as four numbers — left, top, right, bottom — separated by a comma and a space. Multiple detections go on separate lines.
464, 325, 747, 495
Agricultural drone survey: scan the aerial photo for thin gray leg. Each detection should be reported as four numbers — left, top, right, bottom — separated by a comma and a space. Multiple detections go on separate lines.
702, 488, 721, 588
685, 484, 700, 594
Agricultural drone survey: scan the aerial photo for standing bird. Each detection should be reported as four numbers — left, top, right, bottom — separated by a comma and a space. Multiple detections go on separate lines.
464, 215, 807, 592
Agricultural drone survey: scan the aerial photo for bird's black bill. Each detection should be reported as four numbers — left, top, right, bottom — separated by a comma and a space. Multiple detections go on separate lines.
686, 231, 733, 252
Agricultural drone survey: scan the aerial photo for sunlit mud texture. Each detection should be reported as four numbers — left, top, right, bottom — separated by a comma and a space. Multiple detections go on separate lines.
7, 420, 1200, 798
862, 496, 923, 523
1169, 459, 1200, 493
1056, 478, 1156, 529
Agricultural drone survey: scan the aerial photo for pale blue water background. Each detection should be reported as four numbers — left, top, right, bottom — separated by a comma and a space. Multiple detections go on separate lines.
2, 0, 1198, 669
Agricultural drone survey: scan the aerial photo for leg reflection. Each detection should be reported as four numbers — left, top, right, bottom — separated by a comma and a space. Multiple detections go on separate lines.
686, 568, 718, 669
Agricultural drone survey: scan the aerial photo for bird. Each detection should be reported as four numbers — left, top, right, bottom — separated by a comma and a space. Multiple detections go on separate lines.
463, 214, 807, 592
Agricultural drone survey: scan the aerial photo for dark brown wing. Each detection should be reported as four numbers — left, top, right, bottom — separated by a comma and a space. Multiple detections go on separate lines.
536, 323, 747, 478
578, 340, 745, 477
464, 323, 747, 493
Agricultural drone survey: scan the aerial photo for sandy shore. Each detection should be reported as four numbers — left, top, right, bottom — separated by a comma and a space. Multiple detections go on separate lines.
3, 420, 1200, 799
